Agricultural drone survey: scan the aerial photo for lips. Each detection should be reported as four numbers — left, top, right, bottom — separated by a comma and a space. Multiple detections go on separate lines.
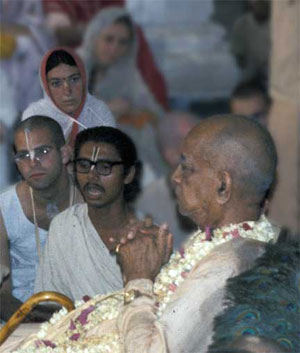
84, 184, 105, 198
29, 172, 46, 179
63, 100, 75, 105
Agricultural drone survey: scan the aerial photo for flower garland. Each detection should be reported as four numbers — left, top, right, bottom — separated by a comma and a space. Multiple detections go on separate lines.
15, 215, 275, 353
153, 214, 275, 317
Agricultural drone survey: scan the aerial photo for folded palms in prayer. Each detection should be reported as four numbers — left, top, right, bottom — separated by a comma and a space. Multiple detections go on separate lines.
116, 219, 173, 284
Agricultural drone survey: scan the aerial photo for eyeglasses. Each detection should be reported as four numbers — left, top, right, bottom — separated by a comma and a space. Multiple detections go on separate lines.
14, 146, 53, 164
74, 158, 124, 176
48, 74, 81, 89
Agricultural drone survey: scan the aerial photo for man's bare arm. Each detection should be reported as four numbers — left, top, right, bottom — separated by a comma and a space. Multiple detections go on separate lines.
0, 210, 24, 320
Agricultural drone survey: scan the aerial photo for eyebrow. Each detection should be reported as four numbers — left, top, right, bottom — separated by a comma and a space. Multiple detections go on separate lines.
48, 73, 81, 81
16, 144, 53, 153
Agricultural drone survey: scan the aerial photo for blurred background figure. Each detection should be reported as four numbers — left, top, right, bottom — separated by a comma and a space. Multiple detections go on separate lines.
231, 0, 270, 85
43, 0, 123, 47
79, 6, 165, 119
0, 0, 54, 113
135, 112, 198, 250
79, 7, 168, 186
230, 79, 271, 126
0, 66, 17, 192
43, 0, 169, 110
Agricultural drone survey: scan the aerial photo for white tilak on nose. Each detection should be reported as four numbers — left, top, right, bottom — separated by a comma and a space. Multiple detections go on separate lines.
90, 146, 100, 171
24, 128, 35, 161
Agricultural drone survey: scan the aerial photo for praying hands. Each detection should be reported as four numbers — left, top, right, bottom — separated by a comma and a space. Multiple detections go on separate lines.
116, 218, 173, 284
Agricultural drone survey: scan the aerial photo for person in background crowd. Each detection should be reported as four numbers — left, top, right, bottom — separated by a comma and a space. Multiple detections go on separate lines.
80, 7, 165, 119
35, 126, 144, 301
22, 48, 115, 146
0, 116, 82, 321
43, 0, 123, 47
42, 0, 169, 109
0, 66, 18, 192
0, 0, 54, 113
80, 7, 168, 182
16, 115, 280, 353
135, 112, 198, 250
230, 79, 271, 126
231, 0, 270, 84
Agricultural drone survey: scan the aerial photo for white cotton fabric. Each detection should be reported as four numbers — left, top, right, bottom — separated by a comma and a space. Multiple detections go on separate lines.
34, 203, 123, 301
22, 93, 116, 139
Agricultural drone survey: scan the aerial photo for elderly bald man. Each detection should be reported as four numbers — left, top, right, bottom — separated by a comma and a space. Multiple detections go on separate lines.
16, 115, 279, 353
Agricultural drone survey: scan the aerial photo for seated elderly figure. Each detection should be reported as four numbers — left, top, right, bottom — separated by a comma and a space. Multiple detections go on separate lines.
13, 115, 279, 353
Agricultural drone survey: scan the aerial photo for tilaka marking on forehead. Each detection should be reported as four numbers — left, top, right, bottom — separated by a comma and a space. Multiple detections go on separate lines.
24, 128, 35, 161
90, 146, 101, 171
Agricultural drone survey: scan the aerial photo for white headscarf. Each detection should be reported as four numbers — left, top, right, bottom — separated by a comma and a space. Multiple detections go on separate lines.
80, 7, 164, 117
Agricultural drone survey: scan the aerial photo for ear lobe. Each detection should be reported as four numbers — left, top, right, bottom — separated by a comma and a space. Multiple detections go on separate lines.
216, 171, 232, 204
124, 166, 136, 185
60, 144, 72, 165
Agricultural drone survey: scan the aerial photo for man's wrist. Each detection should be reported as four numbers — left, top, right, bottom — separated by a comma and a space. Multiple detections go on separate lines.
125, 273, 153, 283
123, 289, 153, 305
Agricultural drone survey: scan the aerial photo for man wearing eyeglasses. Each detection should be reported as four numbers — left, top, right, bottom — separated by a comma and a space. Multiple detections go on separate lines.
34, 126, 146, 302
0, 115, 82, 321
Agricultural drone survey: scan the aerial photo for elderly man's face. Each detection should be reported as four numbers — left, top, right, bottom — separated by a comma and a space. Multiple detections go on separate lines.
171, 129, 220, 229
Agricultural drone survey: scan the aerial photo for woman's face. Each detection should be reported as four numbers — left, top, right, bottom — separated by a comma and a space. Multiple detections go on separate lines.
47, 63, 83, 115
94, 22, 132, 67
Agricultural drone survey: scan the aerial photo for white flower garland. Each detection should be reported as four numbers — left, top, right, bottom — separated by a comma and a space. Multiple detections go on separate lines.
14, 215, 275, 353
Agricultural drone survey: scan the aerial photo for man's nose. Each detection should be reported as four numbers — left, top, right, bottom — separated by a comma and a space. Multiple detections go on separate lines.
87, 166, 100, 180
28, 156, 41, 167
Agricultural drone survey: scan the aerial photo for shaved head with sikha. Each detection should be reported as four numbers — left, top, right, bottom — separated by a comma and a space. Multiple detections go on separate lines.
172, 114, 277, 229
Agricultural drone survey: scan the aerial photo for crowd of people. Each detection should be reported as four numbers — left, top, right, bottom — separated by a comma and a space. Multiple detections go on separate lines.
0, 1, 299, 352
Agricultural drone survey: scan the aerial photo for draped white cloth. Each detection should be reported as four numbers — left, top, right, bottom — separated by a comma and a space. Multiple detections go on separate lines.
34, 204, 123, 301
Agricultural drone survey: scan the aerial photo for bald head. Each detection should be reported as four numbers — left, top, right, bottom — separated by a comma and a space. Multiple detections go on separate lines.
14, 116, 65, 150
188, 115, 277, 200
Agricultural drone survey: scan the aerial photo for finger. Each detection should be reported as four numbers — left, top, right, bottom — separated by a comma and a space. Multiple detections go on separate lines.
156, 223, 169, 259
164, 232, 174, 264
109, 237, 116, 243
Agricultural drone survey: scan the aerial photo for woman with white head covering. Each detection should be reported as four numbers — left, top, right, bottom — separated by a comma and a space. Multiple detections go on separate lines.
80, 8, 168, 179
80, 7, 165, 120
22, 47, 115, 146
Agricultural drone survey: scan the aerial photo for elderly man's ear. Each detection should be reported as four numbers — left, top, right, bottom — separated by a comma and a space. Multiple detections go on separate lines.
216, 171, 232, 204
60, 144, 73, 165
